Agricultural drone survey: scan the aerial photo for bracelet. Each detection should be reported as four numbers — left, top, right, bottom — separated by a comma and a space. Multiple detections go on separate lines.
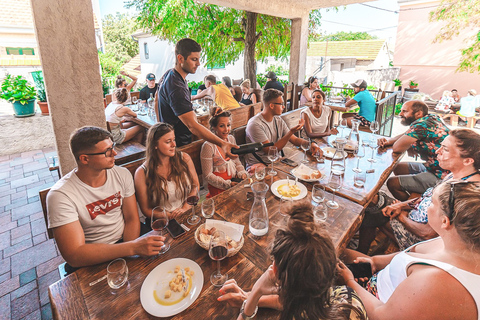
240, 299, 258, 320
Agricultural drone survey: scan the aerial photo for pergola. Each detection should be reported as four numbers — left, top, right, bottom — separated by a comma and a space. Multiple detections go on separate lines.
29, 0, 370, 174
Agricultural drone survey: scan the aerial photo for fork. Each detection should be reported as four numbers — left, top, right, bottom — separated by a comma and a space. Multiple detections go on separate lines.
181, 269, 188, 293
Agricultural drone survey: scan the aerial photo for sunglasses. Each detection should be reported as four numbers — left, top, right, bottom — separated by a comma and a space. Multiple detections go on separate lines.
447, 180, 480, 221
83, 143, 116, 157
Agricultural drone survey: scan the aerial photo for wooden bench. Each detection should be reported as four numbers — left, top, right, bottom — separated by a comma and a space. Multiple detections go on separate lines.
232, 126, 247, 167
249, 102, 262, 118
113, 141, 146, 166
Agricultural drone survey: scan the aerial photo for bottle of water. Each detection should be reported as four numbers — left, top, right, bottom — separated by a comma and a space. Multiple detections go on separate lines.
249, 182, 269, 236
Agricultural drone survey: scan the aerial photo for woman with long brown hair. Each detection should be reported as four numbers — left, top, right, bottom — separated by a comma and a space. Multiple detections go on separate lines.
300, 76, 319, 107
134, 123, 199, 221
218, 203, 367, 320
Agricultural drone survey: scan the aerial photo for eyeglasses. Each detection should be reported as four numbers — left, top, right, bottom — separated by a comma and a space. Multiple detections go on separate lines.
447, 180, 479, 221
271, 102, 284, 106
83, 143, 116, 157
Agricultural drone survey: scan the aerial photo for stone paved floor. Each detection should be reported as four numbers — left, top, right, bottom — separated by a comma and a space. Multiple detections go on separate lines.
0, 147, 62, 320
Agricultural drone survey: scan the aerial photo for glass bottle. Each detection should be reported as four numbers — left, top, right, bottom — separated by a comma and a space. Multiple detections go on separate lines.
147, 93, 154, 116
331, 137, 346, 175
249, 182, 269, 237
348, 119, 361, 150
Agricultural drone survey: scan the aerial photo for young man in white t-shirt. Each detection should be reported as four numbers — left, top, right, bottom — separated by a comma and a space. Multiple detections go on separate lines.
47, 127, 165, 273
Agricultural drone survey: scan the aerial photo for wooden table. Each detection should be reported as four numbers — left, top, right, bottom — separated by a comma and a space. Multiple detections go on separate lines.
274, 131, 403, 206
49, 172, 364, 319
128, 105, 209, 130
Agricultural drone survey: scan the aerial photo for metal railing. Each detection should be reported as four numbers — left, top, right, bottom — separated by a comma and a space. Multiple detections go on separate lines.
376, 91, 400, 137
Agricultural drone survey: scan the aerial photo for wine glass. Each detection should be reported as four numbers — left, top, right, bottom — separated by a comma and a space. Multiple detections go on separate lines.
267, 146, 279, 176
151, 206, 170, 254
255, 166, 265, 181
187, 185, 200, 225
313, 149, 323, 163
352, 144, 365, 173
278, 196, 292, 217
326, 173, 342, 209
313, 203, 328, 224
367, 137, 378, 163
301, 139, 311, 163
339, 118, 348, 137
312, 184, 325, 203
201, 198, 215, 219
131, 96, 138, 111
369, 121, 379, 135
209, 230, 228, 286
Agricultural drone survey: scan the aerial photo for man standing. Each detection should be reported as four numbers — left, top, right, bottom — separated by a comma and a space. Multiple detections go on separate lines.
378, 100, 450, 200
192, 75, 240, 110
343, 79, 377, 127
139, 73, 157, 102
47, 127, 165, 273
245, 89, 321, 170
263, 71, 284, 91
157, 38, 238, 155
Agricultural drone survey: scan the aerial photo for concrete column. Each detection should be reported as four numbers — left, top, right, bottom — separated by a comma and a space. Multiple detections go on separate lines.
289, 14, 309, 85
30, 0, 106, 175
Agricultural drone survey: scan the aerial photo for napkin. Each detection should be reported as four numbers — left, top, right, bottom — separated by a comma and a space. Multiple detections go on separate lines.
293, 164, 314, 176
205, 219, 244, 242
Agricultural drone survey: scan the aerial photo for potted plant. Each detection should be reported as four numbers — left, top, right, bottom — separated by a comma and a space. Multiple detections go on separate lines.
409, 80, 418, 89
393, 78, 402, 91
0, 74, 36, 117
32, 71, 49, 115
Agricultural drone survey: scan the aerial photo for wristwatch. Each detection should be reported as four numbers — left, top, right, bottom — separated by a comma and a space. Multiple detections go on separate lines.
240, 299, 258, 319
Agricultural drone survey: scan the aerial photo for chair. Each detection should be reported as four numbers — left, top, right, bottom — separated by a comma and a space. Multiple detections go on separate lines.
249, 102, 262, 119
232, 126, 247, 166
178, 139, 205, 185
105, 94, 113, 105
292, 84, 303, 110
252, 89, 264, 104
232, 78, 243, 86
232, 86, 242, 102
40, 188, 54, 240
230, 105, 250, 130
283, 83, 293, 112
280, 107, 305, 137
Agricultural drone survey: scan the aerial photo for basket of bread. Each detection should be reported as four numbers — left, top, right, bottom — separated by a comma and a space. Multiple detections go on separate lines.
195, 221, 244, 257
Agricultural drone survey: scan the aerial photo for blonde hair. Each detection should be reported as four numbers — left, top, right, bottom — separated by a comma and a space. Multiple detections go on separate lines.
443, 90, 452, 97
240, 79, 251, 89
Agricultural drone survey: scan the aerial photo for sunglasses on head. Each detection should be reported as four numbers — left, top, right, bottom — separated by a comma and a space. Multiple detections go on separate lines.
447, 180, 480, 222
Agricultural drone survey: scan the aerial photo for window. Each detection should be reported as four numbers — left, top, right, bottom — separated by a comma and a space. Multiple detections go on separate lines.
144, 42, 149, 60
6, 47, 35, 55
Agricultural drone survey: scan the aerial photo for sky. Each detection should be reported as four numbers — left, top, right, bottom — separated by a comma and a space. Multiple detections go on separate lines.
98, 0, 400, 42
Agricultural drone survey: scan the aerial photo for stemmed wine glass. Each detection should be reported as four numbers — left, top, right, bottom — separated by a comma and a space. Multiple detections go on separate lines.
131, 96, 138, 111
301, 139, 311, 163
369, 120, 379, 136
326, 173, 343, 210
151, 206, 170, 254
267, 146, 279, 176
209, 230, 228, 286
367, 137, 378, 163
338, 118, 348, 138
352, 143, 365, 173
201, 198, 215, 219
187, 185, 200, 225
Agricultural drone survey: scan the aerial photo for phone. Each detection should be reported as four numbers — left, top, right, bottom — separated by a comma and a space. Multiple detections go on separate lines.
280, 158, 298, 167
346, 262, 372, 279
231, 177, 242, 183
166, 219, 186, 238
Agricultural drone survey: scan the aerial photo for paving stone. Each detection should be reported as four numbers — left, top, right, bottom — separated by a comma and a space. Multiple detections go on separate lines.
4, 198, 28, 211
29, 211, 43, 222
28, 196, 39, 204
0, 231, 10, 251
3, 238, 33, 258
23, 309, 42, 320
11, 201, 42, 221
11, 190, 27, 201
24, 172, 34, 177
0, 293, 11, 320
34, 169, 53, 179
36, 255, 64, 278
10, 279, 37, 300
23, 161, 49, 174
38, 269, 60, 306
0, 185, 16, 197
0, 271, 10, 283
31, 218, 47, 237
0, 257, 11, 275
0, 221, 17, 234
26, 183, 54, 199
20, 268, 37, 286
11, 240, 56, 277
17, 216, 30, 226
0, 154, 9, 161
9, 157, 34, 167
21, 150, 43, 158
23, 180, 48, 191
33, 233, 47, 246
11, 223, 31, 241
11, 233, 31, 246
41, 303, 53, 320
16, 186, 26, 192
11, 289, 40, 320
0, 194, 10, 207
0, 275, 19, 296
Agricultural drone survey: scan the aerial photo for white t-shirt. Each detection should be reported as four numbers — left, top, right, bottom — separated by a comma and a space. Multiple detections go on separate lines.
46, 166, 135, 244
301, 106, 331, 134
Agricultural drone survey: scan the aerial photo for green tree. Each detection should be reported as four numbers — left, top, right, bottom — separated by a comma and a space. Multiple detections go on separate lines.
311, 31, 378, 42
102, 13, 139, 63
98, 52, 123, 95
127, 0, 321, 86
430, 0, 480, 73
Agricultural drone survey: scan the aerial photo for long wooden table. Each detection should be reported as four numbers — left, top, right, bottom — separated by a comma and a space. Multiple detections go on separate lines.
49, 171, 364, 319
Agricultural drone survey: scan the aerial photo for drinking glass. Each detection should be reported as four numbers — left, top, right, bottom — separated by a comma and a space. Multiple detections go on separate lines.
352, 144, 365, 173
339, 118, 348, 137
255, 166, 266, 181
354, 170, 366, 188
131, 97, 138, 111
267, 147, 279, 176
313, 203, 328, 223
312, 184, 325, 203
138, 102, 147, 116
151, 206, 170, 254
209, 230, 228, 286
201, 198, 215, 219
107, 258, 128, 289
369, 121, 379, 135
301, 139, 311, 163
367, 137, 378, 163
187, 185, 200, 225
326, 173, 342, 209
278, 196, 292, 217
314, 149, 323, 163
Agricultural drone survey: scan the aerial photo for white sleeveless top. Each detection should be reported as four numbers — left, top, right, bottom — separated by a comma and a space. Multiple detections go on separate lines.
164, 180, 184, 212
105, 102, 124, 124
377, 238, 480, 319
301, 105, 331, 134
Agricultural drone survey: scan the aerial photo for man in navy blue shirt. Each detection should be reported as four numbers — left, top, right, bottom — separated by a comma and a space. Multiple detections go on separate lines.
157, 39, 238, 156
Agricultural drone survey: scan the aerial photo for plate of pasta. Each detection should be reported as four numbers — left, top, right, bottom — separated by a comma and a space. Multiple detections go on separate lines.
271, 179, 308, 200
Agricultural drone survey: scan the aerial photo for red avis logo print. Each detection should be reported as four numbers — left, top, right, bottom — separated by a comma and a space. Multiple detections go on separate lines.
85, 192, 122, 220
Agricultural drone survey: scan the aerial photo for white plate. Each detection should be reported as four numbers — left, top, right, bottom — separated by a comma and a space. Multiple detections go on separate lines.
271, 179, 308, 200
291, 166, 323, 183
322, 147, 348, 159
140, 258, 203, 317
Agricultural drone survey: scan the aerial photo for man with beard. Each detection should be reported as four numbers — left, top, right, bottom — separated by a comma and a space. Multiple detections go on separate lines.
378, 100, 450, 200
157, 38, 237, 156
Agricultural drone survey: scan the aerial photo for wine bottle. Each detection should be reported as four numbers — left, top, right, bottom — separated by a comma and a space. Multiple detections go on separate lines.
231, 142, 274, 155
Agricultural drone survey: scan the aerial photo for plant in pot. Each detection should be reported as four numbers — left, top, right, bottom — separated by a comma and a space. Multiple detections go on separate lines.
1, 74, 37, 117
409, 80, 418, 89
393, 78, 402, 91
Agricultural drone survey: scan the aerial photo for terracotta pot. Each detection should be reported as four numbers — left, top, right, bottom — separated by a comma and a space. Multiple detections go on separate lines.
38, 101, 49, 115
409, 85, 418, 89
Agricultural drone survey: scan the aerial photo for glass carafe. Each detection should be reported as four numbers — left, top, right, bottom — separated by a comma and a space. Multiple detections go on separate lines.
331, 137, 346, 175
348, 119, 361, 149
249, 182, 269, 237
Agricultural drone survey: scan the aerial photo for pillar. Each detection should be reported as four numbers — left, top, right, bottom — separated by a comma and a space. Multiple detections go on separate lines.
289, 14, 309, 85
30, 0, 106, 175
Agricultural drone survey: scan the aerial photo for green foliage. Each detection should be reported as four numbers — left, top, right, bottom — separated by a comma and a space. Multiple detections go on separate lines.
265, 64, 289, 76
31, 71, 47, 102
395, 103, 403, 115
99, 52, 122, 95
311, 31, 378, 42
393, 78, 402, 86
409, 80, 418, 87
319, 82, 334, 95
256, 74, 267, 88
0, 74, 36, 105
187, 81, 204, 90
340, 84, 355, 98
367, 85, 378, 91
102, 13, 139, 63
